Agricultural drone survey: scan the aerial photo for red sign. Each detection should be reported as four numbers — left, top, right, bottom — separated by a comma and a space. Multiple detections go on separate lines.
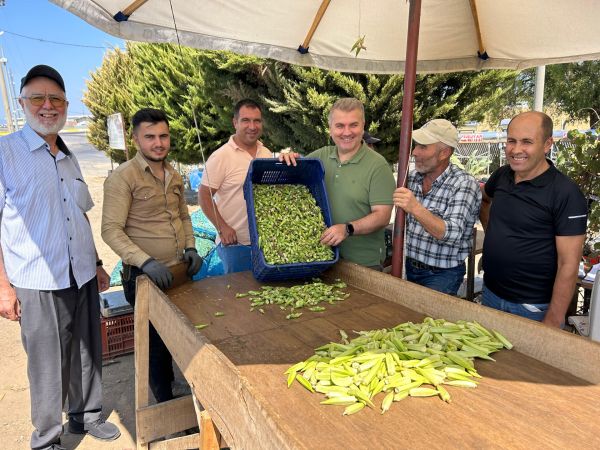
459, 134, 484, 143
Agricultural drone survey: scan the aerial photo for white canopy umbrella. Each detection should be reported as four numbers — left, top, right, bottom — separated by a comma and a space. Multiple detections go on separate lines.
51, 0, 600, 74
50, 0, 600, 275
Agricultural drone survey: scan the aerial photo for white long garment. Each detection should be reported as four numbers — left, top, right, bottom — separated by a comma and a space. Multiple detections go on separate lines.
0, 124, 96, 290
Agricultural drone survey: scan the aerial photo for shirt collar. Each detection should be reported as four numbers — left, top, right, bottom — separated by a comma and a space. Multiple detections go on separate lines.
508, 159, 556, 187
22, 124, 71, 156
228, 135, 265, 152
412, 162, 454, 186
134, 150, 174, 176
327, 142, 370, 164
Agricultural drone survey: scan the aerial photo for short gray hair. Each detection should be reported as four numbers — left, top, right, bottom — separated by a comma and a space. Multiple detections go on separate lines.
328, 98, 365, 125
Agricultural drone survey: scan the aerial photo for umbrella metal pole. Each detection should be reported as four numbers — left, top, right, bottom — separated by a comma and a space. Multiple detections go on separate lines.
391, 0, 422, 278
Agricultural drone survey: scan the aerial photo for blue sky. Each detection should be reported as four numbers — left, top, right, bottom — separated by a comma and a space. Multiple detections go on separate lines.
0, 0, 124, 121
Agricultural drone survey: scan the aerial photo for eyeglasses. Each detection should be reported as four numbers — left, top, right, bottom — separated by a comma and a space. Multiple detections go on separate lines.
21, 94, 67, 107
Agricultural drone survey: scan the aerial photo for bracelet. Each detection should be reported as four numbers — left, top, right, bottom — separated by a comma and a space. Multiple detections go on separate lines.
96, 259, 103, 267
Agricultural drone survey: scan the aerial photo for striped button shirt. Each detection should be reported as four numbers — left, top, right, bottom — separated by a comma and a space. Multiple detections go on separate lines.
406, 163, 481, 268
0, 124, 97, 290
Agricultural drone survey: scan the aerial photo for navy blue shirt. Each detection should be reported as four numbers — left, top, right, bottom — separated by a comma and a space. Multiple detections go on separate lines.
483, 162, 587, 303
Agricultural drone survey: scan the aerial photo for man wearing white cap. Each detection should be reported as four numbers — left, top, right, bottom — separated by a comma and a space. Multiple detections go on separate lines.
393, 119, 481, 295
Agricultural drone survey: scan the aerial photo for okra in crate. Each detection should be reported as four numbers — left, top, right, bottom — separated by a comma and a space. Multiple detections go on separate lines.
243, 158, 339, 281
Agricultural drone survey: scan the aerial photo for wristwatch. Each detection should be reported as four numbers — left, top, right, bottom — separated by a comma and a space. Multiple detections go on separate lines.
96, 259, 103, 267
345, 223, 354, 236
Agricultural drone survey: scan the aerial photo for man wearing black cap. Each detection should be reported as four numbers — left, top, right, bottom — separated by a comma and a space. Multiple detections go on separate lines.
0, 65, 120, 449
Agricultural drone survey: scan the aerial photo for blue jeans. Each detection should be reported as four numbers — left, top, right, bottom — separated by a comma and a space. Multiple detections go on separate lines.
482, 285, 549, 322
405, 260, 465, 295
216, 243, 252, 274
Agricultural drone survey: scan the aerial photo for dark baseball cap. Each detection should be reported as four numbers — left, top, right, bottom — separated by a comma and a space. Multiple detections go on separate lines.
363, 131, 381, 145
20, 65, 65, 93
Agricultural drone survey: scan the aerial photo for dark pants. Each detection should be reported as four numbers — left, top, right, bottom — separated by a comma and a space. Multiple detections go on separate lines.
122, 265, 174, 403
17, 276, 103, 450
406, 259, 466, 296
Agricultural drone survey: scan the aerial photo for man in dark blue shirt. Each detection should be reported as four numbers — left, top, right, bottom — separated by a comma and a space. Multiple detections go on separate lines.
480, 111, 587, 327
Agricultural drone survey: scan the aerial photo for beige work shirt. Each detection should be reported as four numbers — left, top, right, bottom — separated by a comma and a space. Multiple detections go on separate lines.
202, 136, 272, 245
102, 152, 196, 268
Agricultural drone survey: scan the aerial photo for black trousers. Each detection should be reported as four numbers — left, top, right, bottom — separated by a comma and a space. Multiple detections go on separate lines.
122, 265, 174, 403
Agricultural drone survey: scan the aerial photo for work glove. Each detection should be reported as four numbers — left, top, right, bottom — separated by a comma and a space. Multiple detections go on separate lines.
184, 248, 203, 276
141, 259, 174, 290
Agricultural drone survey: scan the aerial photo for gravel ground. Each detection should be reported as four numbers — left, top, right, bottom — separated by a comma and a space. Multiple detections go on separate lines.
0, 132, 198, 450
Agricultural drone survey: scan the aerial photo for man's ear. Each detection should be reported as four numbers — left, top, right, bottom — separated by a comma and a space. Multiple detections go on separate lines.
132, 132, 140, 149
544, 137, 554, 155
440, 145, 453, 160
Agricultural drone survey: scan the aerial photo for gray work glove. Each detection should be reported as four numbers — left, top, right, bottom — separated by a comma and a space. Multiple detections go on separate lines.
184, 248, 203, 276
141, 259, 174, 290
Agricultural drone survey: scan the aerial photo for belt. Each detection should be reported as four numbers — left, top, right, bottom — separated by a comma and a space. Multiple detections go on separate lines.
407, 258, 439, 271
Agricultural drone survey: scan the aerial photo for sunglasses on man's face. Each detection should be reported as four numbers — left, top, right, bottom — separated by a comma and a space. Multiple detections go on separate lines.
21, 94, 67, 107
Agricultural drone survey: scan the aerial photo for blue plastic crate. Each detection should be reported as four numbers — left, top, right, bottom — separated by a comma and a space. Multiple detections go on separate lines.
243, 158, 339, 281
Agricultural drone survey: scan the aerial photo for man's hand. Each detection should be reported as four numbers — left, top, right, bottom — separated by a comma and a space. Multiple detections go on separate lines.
96, 266, 110, 292
278, 149, 301, 167
542, 311, 563, 328
320, 224, 348, 247
184, 248, 203, 276
393, 187, 420, 214
141, 259, 174, 290
219, 223, 238, 245
0, 285, 20, 321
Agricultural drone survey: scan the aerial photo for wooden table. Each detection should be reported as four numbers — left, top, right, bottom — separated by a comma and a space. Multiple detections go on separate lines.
134, 262, 600, 449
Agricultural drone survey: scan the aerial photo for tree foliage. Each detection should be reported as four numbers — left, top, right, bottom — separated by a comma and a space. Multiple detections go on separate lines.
556, 131, 600, 253
85, 44, 522, 164
83, 46, 135, 163
546, 61, 600, 129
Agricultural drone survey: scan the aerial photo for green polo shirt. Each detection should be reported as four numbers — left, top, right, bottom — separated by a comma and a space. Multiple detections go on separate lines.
308, 143, 395, 266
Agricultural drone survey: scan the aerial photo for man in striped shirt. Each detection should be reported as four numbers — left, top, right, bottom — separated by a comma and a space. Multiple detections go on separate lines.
0, 65, 119, 450
394, 119, 481, 295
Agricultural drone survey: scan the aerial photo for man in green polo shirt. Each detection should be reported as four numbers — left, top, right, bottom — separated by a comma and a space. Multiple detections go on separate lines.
280, 98, 395, 269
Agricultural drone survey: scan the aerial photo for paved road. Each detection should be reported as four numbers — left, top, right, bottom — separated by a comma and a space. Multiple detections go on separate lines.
60, 131, 114, 177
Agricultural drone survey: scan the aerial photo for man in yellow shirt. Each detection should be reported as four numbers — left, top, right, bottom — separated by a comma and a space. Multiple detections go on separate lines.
102, 108, 201, 402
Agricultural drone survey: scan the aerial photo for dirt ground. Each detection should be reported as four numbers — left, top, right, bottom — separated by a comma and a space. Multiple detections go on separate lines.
0, 134, 198, 450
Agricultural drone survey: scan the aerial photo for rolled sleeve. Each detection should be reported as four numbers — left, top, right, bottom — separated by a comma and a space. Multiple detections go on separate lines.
440, 179, 481, 244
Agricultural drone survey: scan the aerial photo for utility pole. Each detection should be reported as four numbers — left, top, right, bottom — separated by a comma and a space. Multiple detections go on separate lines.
0, 57, 14, 132
7, 64, 22, 130
533, 66, 546, 112
0, 28, 15, 132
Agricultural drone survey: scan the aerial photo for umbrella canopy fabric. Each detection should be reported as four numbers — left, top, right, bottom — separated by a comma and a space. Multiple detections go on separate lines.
51, 0, 600, 74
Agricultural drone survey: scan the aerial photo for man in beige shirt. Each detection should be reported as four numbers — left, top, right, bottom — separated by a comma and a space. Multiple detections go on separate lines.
199, 99, 272, 272
102, 108, 201, 403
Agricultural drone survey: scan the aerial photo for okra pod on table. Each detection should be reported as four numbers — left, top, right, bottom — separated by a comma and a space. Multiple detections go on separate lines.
236, 279, 349, 318
253, 184, 334, 265
285, 317, 513, 415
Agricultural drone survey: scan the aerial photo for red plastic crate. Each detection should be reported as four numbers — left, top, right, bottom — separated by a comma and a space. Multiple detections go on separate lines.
101, 313, 134, 360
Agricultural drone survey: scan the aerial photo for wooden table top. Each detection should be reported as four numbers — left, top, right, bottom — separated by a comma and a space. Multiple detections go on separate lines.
165, 272, 600, 449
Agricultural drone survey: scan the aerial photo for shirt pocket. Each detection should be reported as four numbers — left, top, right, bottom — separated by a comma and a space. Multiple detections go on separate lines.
131, 187, 160, 216
72, 179, 94, 213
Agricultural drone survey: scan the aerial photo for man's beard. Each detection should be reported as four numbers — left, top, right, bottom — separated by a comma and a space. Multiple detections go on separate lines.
141, 152, 167, 163
24, 108, 66, 135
